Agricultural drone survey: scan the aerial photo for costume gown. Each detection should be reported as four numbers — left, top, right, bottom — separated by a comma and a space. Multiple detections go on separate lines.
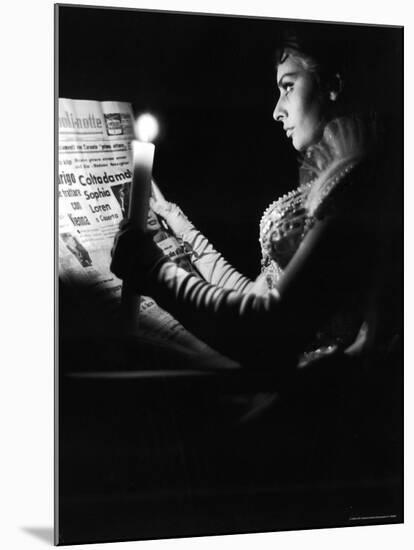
141, 116, 387, 374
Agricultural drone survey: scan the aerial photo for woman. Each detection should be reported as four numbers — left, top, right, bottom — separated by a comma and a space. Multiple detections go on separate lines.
111, 30, 399, 383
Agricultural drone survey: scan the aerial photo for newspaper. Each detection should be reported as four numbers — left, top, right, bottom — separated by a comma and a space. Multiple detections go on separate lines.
58, 98, 238, 370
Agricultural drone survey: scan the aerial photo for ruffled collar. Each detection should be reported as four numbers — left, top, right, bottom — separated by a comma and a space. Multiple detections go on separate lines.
301, 115, 374, 176
300, 115, 375, 216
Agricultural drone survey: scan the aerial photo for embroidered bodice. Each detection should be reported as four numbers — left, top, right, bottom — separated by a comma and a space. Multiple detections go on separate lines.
259, 181, 311, 286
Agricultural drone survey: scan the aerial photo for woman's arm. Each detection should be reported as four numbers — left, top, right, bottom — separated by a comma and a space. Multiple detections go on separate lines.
180, 226, 254, 293
150, 198, 254, 293
113, 208, 374, 375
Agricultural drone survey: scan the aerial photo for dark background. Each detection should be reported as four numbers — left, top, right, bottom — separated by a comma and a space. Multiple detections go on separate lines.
58, 4, 402, 278
57, 5, 403, 546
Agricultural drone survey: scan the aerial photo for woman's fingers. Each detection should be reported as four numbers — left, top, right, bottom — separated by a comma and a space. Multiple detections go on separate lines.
149, 183, 181, 222
149, 196, 166, 215
149, 197, 193, 235
110, 226, 165, 283
150, 197, 175, 217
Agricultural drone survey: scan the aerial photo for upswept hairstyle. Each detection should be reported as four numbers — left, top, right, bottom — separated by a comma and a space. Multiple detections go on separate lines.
274, 27, 351, 116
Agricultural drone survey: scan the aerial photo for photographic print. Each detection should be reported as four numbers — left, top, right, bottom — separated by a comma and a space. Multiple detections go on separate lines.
56, 4, 403, 545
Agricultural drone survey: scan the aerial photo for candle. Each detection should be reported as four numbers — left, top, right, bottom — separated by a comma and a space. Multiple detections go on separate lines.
128, 113, 159, 229
121, 113, 159, 334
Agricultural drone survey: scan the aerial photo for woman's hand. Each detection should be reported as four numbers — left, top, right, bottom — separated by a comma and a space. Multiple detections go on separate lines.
149, 191, 194, 237
110, 219, 166, 291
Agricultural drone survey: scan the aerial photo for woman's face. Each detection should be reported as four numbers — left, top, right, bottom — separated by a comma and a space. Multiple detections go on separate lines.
273, 54, 326, 152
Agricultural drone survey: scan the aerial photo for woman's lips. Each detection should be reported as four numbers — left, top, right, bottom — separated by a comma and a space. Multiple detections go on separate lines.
286, 128, 294, 139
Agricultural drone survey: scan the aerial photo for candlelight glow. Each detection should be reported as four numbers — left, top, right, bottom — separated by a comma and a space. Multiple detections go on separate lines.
135, 113, 159, 142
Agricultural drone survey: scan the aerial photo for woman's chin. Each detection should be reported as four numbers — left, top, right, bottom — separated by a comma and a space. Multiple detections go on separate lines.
291, 134, 307, 152
292, 139, 304, 152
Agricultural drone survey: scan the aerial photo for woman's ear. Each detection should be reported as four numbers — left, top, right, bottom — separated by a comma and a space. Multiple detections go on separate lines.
328, 72, 343, 102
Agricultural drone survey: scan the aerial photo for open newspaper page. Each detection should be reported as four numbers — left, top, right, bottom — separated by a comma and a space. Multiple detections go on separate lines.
58, 98, 238, 370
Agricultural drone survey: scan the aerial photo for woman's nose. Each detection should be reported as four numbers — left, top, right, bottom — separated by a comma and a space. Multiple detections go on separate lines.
273, 97, 285, 122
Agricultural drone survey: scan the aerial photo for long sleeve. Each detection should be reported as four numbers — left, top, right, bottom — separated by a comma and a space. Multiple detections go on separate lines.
151, 199, 255, 292
147, 208, 376, 375
180, 225, 254, 293
140, 120, 382, 373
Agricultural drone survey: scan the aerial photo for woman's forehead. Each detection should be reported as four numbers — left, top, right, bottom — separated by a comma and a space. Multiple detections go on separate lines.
276, 56, 305, 84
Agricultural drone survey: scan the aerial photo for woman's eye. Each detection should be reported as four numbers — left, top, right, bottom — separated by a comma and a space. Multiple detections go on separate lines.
284, 83, 294, 94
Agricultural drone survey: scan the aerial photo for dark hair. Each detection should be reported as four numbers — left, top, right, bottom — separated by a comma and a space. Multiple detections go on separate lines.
276, 24, 400, 124
275, 27, 352, 116
275, 27, 349, 73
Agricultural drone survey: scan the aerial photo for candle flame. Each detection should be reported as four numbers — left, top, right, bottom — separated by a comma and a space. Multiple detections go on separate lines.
135, 113, 159, 142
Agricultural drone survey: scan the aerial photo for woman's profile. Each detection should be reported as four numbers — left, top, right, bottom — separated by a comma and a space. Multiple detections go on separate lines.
55, 12, 403, 544
111, 28, 400, 378
110, 28, 402, 486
